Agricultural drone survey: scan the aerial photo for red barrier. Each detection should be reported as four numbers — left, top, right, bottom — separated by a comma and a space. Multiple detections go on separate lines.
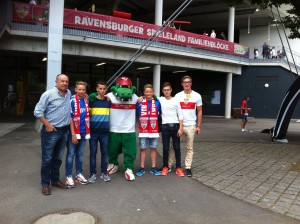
112, 10, 131, 20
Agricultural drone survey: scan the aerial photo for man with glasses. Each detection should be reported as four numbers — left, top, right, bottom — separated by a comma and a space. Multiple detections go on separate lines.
170, 75, 202, 177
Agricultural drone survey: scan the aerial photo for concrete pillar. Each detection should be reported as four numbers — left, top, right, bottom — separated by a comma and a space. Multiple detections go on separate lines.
153, 0, 163, 96
225, 7, 235, 118
46, 0, 64, 90
155, 0, 163, 26
228, 7, 235, 42
153, 65, 161, 96
225, 73, 233, 119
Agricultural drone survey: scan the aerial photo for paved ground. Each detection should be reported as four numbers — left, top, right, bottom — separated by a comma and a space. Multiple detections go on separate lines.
1, 117, 300, 224
157, 117, 300, 221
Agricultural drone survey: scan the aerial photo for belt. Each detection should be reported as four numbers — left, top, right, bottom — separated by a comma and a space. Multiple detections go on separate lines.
54, 125, 69, 130
162, 123, 178, 127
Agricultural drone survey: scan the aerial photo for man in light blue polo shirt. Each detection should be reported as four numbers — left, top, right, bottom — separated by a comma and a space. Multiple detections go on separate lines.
34, 74, 71, 195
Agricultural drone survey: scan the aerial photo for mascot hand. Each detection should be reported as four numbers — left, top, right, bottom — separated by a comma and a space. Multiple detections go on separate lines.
111, 85, 118, 94
89, 92, 97, 102
131, 86, 136, 93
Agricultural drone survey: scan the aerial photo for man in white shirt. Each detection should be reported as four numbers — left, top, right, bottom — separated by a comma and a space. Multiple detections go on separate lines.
210, 30, 216, 38
159, 82, 185, 177
171, 75, 202, 177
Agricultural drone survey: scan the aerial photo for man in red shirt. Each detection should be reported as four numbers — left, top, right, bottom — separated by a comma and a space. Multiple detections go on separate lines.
241, 96, 250, 131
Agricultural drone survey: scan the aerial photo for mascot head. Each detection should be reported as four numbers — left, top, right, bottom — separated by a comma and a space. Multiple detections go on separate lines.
111, 76, 136, 101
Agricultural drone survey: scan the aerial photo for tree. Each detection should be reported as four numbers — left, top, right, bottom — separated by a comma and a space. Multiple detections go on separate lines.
224, 0, 300, 39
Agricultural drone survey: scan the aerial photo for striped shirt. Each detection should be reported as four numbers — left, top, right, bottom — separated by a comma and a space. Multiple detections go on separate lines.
34, 87, 71, 127
89, 98, 110, 133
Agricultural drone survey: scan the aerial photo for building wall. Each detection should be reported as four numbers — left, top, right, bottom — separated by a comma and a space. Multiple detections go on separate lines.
161, 70, 226, 117
232, 66, 300, 119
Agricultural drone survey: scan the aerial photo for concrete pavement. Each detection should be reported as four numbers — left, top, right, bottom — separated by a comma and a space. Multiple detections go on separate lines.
0, 117, 300, 223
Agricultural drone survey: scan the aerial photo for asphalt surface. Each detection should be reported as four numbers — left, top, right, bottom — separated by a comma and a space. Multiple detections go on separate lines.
0, 117, 300, 224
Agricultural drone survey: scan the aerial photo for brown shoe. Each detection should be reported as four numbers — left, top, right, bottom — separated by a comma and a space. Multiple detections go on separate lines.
42, 186, 51, 195
52, 181, 67, 189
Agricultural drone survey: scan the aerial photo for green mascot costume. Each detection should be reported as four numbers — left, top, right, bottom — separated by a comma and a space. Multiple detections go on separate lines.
91, 76, 138, 181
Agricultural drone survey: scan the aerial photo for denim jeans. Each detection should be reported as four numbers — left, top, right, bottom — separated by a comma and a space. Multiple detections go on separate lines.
161, 123, 181, 168
40, 127, 69, 186
89, 133, 109, 174
65, 133, 87, 177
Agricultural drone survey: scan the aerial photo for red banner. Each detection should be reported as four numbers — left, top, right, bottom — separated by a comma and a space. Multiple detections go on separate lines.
12, 2, 248, 57
13, 2, 49, 23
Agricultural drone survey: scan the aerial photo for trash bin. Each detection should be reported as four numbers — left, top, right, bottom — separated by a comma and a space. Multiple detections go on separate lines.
232, 108, 241, 118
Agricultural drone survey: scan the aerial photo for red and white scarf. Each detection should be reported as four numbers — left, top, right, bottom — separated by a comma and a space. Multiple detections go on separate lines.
138, 99, 159, 138
73, 94, 90, 139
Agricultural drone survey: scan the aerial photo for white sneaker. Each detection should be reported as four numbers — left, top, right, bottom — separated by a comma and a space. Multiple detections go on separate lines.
66, 176, 75, 188
88, 174, 97, 183
107, 164, 118, 174
125, 168, 135, 181
75, 173, 88, 185
241, 129, 245, 132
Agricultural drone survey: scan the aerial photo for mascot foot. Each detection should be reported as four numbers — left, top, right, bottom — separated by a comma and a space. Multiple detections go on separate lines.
125, 168, 135, 181
107, 164, 119, 174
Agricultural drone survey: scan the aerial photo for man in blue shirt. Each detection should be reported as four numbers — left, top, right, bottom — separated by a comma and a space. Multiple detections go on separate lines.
34, 74, 71, 195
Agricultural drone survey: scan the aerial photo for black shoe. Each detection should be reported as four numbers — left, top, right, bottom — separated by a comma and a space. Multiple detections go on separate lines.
185, 169, 192, 177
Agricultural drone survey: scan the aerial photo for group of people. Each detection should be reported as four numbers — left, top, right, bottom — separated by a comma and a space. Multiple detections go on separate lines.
262, 43, 279, 59
203, 30, 227, 40
34, 74, 202, 196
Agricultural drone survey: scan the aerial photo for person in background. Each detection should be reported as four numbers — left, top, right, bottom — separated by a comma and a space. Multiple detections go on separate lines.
34, 74, 71, 195
136, 84, 161, 177
203, 31, 208, 36
88, 81, 111, 183
210, 30, 216, 38
65, 81, 90, 188
271, 47, 277, 59
262, 42, 269, 59
254, 49, 259, 59
219, 32, 227, 40
29, 0, 37, 5
241, 96, 250, 132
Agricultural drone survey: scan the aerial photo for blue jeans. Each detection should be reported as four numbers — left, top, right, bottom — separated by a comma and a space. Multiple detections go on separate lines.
161, 123, 181, 168
89, 133, 109, 174
40, 127, 69, 186
65, 134, 87, 177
